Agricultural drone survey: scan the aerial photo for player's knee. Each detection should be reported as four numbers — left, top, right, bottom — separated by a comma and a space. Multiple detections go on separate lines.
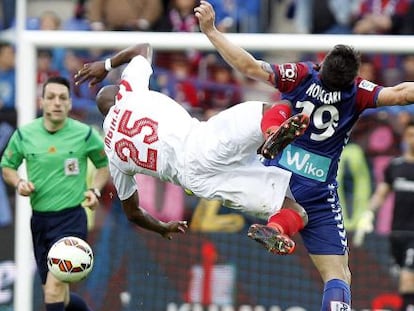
44, 273, 68, 301
283, 197, 308, 226
43, 285, 65, 302
399, 269, 414, 292
271, 99, 293, 110
297, 205, 308, 226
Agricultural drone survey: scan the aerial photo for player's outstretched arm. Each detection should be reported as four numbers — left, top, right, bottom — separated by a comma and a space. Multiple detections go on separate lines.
121, 191, 188, 239
377, 82, 414, 107
194, 1, 270, 84
74, 43, 153, 87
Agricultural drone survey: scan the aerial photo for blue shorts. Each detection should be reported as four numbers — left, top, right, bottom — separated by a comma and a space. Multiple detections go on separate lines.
30, 205, 88, 284
290, 179, 349, 255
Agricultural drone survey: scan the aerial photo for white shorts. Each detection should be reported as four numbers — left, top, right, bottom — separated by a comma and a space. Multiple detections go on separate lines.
184, 101, 292, 219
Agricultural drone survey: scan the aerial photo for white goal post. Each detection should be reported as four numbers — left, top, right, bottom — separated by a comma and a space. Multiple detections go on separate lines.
9, 1, 414, 310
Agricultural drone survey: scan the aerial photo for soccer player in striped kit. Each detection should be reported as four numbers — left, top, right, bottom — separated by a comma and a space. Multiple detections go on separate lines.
196, 1, 414, 310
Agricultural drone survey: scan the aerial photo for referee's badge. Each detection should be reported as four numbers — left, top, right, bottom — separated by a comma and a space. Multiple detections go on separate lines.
65, 158, 80, 175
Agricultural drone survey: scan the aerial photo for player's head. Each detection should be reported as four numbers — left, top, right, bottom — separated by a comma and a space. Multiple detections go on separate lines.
96, 85, 119, 116
41, 76, 72, 124
320, 44, 361, 91
0, 40, 14, 70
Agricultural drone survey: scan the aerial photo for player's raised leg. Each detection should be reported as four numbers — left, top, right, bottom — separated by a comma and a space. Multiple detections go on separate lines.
248, 223, 296, 255
248, 197, 307, 255
260, 113, 309, 160
257, 101, 309, 159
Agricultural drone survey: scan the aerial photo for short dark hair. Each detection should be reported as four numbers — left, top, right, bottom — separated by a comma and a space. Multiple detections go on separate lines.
0, 40, 13, 52
320, 44, 361, 90
405, 120, 414, 130
42, 76, 71, 97
37, 48, 53, 58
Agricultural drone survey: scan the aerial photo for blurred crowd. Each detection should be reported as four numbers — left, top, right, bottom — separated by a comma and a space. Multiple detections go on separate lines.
1, 0, 414, 129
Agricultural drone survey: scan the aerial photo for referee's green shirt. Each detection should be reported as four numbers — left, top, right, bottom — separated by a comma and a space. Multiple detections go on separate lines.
0, 117, 108, 212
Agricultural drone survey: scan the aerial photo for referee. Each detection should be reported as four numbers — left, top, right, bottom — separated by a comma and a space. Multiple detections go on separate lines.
1, 76, 109, 311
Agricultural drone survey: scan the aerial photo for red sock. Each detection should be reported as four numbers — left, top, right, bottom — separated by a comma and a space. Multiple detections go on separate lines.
261, 103, 292, 138
267, 209, 304, 237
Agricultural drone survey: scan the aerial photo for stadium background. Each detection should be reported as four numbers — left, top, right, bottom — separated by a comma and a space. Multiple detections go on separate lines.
1, 0, 414, 310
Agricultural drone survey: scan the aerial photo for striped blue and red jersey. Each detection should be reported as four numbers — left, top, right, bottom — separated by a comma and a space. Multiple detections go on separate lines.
264, 61, 383, 185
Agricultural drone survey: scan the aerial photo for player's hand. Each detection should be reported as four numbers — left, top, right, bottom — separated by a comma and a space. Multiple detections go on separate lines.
161, 221, 188, 240
353, 210, 375, 247
194, 0, 216, 34
74, 61, 108, 87
82, 189, 100, 210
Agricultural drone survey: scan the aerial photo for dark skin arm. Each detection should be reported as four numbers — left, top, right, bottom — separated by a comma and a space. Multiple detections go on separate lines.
74, 43, 153, 87
76, 43, 187, 237
122, 191, 188, 239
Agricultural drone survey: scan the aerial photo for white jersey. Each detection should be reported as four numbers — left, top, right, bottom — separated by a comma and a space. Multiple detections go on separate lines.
103, 56, 199, 199
104, 55, 292, 219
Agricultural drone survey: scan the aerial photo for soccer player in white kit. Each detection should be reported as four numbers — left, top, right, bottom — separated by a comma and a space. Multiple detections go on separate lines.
75, 43, 309, 254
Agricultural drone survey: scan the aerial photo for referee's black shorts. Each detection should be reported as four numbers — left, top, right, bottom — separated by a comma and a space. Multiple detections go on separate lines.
31, 205, 88, 284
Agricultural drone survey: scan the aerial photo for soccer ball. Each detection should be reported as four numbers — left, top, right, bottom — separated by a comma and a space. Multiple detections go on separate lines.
47, 236, 94, 283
